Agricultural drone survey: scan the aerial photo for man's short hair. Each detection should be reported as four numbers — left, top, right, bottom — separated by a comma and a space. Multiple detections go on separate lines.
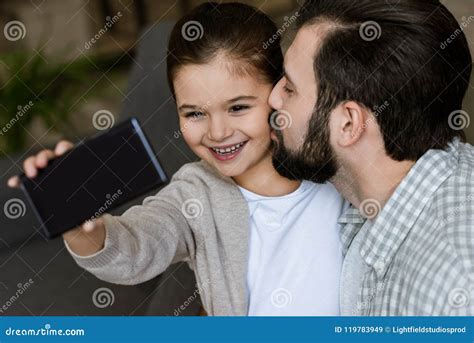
297, 0, 472, 160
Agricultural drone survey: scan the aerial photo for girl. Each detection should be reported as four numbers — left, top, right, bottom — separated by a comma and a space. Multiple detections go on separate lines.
8, 2, 346, 316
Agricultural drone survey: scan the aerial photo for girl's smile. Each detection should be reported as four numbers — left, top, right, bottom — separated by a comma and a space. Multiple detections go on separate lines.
208, 140, 249, 162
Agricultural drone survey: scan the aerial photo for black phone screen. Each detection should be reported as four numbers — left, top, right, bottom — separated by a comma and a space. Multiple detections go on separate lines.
20, 117, 167, 238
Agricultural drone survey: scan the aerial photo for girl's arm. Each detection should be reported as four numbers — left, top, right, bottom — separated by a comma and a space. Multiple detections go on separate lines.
8, 141, 196, 286
63, 188, 196, 285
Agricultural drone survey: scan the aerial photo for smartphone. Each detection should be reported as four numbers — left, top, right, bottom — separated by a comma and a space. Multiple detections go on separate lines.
20, 117, 168, 239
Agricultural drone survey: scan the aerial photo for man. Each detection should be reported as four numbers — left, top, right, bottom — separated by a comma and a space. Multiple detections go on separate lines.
269, 0, 474, 315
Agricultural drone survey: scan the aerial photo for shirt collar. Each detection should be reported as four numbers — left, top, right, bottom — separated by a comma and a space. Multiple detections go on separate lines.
338, 206, 366, 256
339, 138, 460, 278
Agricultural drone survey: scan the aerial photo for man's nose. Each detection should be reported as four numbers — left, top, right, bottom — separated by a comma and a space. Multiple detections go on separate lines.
268, 78, 284, 110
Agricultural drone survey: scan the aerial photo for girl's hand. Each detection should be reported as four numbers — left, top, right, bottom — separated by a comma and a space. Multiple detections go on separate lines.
7, 140, 106, 256
7, 140, 75, 187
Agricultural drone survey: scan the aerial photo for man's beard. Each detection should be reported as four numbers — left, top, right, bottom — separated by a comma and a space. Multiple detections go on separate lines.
271, 110, 338, 184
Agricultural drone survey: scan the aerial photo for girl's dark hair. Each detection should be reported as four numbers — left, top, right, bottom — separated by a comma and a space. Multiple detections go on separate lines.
297, 0, 472, 161
167, 2, 283, 98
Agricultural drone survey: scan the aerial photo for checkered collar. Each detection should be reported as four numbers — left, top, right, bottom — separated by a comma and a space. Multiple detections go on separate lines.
338, 139, 460, 278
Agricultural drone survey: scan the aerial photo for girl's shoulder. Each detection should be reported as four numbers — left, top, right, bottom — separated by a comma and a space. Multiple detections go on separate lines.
151, 160, 246, 214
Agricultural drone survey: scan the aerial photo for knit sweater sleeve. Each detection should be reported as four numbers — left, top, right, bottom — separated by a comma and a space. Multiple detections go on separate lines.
63, 163, 201, 285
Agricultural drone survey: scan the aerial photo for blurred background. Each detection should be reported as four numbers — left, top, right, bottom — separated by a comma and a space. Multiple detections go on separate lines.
0, 0, 472, 316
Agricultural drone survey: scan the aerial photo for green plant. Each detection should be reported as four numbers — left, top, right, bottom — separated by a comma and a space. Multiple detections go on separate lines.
0, 52, 92, 156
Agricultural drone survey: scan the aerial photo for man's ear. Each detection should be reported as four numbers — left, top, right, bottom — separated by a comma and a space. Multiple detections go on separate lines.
332, 101, 369, 147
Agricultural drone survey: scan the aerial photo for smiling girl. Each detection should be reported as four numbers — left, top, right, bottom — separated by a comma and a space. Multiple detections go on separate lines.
8, 2, 346, 316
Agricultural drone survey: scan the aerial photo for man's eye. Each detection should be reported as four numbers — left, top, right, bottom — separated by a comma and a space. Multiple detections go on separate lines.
229, 105, 250, 113
283, 85, 294, 94
185, 111, 204, 119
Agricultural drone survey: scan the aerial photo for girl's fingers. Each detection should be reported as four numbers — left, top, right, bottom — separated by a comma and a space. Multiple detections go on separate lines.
8, 140, 73, 188
23, 156, 38, 178
7, 175, 20, 188
18, 141, 73, 180
23, 149, 55, 177
35, 149, 55, 169
54, 140, 74, 156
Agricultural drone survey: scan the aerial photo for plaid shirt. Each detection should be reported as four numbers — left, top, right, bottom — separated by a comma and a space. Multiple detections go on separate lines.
339, 139, 474, 315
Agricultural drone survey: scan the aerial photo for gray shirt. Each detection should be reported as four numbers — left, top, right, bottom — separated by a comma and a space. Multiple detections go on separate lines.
339, 220, 371, 315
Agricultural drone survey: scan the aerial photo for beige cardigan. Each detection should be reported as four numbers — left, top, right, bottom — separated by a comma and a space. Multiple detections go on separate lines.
64, 161, 251, 315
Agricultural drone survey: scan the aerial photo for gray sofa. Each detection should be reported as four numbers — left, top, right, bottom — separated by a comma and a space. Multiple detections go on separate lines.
0, 21, 201, 316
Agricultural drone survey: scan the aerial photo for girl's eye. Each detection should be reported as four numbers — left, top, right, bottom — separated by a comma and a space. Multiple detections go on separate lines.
229, 105, 250, 113
185, 111, 204, 119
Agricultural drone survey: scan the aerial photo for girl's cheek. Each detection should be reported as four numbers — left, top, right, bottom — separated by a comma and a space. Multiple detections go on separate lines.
181, 128, 198, 147
242, 110, 272, 137
182, 132, 208, 160
182, 122, 206, 148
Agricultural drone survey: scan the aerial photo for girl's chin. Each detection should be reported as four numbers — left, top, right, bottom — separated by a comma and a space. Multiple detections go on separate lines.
196, 153, 239, 173
211, 162, 245, 178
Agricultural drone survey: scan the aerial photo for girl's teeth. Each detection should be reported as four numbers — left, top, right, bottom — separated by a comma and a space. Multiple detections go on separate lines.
212, 142, 245, 155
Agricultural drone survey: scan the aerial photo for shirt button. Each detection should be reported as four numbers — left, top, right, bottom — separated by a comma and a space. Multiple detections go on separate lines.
374, 260, 384, 272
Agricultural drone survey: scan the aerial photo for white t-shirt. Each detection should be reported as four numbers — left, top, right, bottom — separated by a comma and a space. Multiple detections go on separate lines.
238, 181, 346, 316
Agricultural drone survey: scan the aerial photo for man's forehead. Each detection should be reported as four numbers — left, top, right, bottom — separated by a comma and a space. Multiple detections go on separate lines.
289, 23, 336, 58
285, 25, 322, 74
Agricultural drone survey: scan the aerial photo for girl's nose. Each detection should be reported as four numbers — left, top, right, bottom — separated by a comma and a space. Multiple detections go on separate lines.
207, 116, 233, 142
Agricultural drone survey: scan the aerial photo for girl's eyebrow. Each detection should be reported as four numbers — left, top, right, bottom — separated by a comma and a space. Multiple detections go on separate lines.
178, 96, 257, 111
226, 96, 257, 103
178, 104, 199, 111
